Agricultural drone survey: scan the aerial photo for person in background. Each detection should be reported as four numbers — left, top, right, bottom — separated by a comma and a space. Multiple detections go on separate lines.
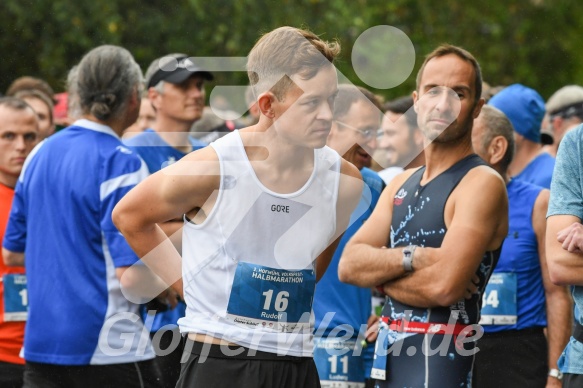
124, 52, 213, 388
471, 105, 571, 388
314, 84, 384, 388
124, 93, 156, 137
2, 45, 167, 387
0, 97, 39, 388
374, 96, 425, 184
488, 84, 554, 188
5, 76, 55, 104
14, 89, 55, 139
545, 85, 583, 157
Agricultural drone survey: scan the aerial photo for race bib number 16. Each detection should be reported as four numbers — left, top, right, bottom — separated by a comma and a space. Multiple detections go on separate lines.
226, 262, 315, 332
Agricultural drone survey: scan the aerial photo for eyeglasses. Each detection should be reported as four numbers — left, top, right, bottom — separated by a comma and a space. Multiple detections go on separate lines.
334, 120, 378, 140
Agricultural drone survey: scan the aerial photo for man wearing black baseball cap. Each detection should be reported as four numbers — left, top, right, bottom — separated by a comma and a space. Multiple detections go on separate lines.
124, 53, 213, 388
146, 55, 213, 89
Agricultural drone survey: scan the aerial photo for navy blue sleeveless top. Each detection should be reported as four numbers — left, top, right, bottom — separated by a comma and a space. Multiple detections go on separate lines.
383, 154, 502, 325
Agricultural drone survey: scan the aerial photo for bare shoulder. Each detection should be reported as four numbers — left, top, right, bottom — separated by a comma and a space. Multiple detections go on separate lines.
154, 145, 221, 206
166, 144, 221, 177
450, 165, 508, 247
534, 188, 550, 210
338, 159, 363, 202
533, 188, 550, 223
459, 165, 507, 198
339, 158, 362, 180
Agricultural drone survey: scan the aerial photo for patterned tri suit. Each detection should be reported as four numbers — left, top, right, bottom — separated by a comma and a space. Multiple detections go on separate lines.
372, 155, 502, 388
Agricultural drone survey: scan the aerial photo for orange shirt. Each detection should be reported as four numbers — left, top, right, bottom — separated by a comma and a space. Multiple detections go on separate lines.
0, 183, 25, 365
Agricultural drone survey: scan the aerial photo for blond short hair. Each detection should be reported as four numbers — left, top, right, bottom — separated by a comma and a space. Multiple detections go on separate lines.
247, 26, 340, 101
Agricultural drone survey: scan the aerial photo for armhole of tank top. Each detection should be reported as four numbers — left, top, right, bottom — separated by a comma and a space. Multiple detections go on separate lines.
439, 162, 484, 230
528, 186, 544, 230
182, 142, 225, 230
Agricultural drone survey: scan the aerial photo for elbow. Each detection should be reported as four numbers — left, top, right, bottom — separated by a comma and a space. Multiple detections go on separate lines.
337, 245, 362, 286
2, 248, 24, 267
116, 267, 134, 291
337, 256, 352, 284
548, 267, 573, 286
111, 204, 125, 232
116, 267, 149, 304
547, 260, 575, 286
433, 283, 464, 307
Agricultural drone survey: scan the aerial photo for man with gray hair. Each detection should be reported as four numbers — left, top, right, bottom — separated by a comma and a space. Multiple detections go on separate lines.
471, 105, 571, 388
2, 45, 167, 387
545, 85, 583, 157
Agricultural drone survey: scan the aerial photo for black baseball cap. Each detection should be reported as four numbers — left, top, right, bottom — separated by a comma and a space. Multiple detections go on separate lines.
146, 55, 213, 89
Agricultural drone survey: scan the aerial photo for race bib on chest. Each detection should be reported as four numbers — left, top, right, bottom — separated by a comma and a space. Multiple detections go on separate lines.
479, 272, 517, 325
370, 319, 389, 381
226, 262, 315, 332
3, 274, 28, 322
314, 338, 365, 387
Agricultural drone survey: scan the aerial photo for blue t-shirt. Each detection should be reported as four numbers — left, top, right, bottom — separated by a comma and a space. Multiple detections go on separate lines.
547, 124, 583, 374
124, 128, 206, 173
2, 119, 154, 365
125, 128, 207, 332
313, 167, 385, 380
514, 152, 555, 188
483, 179, 546, 332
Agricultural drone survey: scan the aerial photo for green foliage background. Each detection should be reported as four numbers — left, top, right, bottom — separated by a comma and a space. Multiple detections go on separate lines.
1, 0, 582, 100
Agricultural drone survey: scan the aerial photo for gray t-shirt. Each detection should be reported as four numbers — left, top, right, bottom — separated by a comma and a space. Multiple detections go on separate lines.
547, 123, 583, 374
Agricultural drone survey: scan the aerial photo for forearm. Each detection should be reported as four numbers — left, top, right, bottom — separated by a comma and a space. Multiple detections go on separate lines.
339, 243, 407, 287
158, 220, 183, 254
545, 286, 572, 369
117, 264, 177, 303
122, 224, 184, 297
2, 249, 24, 266
383, 266, 445, 308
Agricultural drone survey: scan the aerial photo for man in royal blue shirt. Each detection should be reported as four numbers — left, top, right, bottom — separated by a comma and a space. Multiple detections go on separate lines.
314, 84, 385, 388
489, 84, 555, 188
2, 45, 169, 387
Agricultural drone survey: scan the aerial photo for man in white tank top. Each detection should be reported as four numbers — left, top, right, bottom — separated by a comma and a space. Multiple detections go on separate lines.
113, 26, 362, 388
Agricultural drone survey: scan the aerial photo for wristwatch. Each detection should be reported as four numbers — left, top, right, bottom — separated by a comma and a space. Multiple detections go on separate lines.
402, 245, 416, 272
548, 368, 563, 381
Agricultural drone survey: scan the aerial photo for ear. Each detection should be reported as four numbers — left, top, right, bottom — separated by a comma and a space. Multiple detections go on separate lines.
257, 92, 276, 119
551, 115, 562, 132
472, 98, 486, 119
148, 87, 161, 110
128, 89, 140, 110
488, 135, 508, 166
412, 90, 419, 113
